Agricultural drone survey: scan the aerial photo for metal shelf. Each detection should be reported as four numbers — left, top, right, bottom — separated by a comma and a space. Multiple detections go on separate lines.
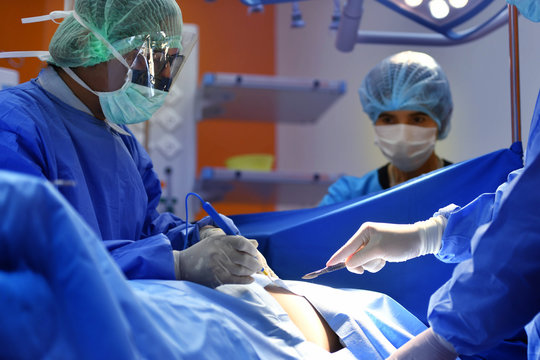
199, 72, 346, 124
195, 167, 341, 207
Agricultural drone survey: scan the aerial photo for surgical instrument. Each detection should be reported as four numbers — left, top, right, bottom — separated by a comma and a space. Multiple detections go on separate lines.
302, 241, 368, 279
185, 192, 274, 280
302, 263, 346, 280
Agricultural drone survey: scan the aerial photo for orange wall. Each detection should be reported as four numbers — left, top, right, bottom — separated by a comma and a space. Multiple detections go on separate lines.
181, 1, 277, 216
0, 0, 277, 217
0, 0, 62, 82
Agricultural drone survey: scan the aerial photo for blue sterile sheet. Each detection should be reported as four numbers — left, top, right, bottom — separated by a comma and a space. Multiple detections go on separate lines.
0, 170, 426, 360
231, 143, 524, 324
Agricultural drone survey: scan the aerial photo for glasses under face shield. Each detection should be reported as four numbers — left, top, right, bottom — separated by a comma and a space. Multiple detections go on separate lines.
121, 30, 197, 93
129, 48, 182, 92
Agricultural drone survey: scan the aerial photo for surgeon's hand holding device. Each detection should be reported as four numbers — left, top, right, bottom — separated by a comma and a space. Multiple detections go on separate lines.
185, 192, 274, 281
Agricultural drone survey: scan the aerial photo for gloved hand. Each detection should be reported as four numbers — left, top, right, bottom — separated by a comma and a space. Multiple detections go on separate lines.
174, 227, 262, 288
387, 328, 458, 360
199, 226, 278, 279
327, 216, 447, 274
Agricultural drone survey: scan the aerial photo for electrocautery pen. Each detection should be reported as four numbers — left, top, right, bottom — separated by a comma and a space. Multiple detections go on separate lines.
201, 201, 237, 235
201, 200, 273, 280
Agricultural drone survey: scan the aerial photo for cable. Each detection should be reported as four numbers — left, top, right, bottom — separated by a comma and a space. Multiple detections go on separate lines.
184, 192, 237, 240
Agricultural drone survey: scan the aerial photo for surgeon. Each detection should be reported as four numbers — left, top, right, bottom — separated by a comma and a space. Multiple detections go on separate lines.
325, 2, 540, 358
319, 51, 453, 206
0, 0, 262, 288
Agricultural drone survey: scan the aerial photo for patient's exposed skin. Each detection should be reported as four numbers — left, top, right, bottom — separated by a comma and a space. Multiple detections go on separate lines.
265, 284, 343, 353
222, 231, 343, 353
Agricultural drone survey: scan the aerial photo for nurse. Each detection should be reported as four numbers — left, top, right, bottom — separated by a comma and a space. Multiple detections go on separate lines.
325, 2, 540, 358
0, 0, 261, 288
319, 51, 453, 206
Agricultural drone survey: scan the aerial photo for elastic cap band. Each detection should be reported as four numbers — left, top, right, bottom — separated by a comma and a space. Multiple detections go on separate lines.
21, 10, 72, 24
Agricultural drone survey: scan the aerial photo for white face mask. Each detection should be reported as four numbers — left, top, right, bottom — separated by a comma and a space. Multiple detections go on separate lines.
374, 124, 437, 172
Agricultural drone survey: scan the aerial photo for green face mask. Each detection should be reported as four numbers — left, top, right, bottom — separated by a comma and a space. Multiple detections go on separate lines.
64, 66, 169, 125
97, 81, 168, 125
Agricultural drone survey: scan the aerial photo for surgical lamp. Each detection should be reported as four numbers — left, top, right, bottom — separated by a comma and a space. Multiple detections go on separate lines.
330, 0, 343, 30
248, 4, 265, 13
239, 0, 339, 30
291, 2, 305, 28
336, 0, 508, 49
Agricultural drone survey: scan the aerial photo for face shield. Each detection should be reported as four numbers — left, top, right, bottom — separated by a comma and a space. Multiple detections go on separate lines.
120, 29, 197, 95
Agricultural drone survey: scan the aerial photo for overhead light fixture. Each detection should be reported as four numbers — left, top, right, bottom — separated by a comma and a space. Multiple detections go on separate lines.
404, 0, 423, 7
429, 0, 450, 19
449, 0, 469, 9
376, 0, 496, 35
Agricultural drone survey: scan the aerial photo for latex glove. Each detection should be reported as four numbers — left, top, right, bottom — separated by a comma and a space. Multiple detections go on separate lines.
327, 216, 447, 274
387, 328, 458, 360
198, 227, 278, 279
174, 227, 262, 288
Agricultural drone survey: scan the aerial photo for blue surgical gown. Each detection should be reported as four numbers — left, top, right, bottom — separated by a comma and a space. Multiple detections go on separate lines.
319, 160, 452, 206
0, 169, 426, 359
0, 70, 209, 280
318, 169, 384, 206
427, 90, 540, 359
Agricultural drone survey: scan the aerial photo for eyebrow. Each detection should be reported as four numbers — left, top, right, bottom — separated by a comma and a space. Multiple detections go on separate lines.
378, 111, 428, 117
408, 112, 429, 117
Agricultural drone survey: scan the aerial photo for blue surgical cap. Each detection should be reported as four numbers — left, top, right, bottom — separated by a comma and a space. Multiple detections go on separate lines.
359, 51, 453, 139
507, 0, 540, 22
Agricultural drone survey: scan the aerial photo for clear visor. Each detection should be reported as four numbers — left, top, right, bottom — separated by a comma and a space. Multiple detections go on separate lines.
120, 29, 197, 93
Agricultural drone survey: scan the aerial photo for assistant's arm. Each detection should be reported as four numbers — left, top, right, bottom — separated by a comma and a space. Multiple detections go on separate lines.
428, 160, 540, 356
327, 166, 524, 273
434, 167, 522, 263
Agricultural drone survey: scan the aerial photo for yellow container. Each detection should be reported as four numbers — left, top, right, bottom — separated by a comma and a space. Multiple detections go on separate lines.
225, 154, 274, 172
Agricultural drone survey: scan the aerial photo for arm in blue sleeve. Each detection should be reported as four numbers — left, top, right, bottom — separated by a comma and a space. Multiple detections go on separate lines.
318, 172, 382, 207
319, 176, 352, 207
120, 131, 198, 248
435, 167, 524, 263
0, 109, 49, 179
103, 235, 176, 280
125, 132, 239, 251
428, 159, 540, 356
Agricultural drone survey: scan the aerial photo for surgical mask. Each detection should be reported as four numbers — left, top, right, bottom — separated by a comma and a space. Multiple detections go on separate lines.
507, 0, 540, 22
63, 67, 168, 125
374, 124, 437, 172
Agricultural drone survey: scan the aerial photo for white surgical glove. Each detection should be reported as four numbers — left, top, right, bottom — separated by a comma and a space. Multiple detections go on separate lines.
174, 227, 262, 288
387, 328, 458, 360
326, 216, 447, 274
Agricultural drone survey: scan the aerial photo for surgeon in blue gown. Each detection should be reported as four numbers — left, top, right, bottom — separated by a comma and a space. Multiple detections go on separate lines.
325, 2, 540, 358
319, 51, 453, 206
0, 169, 431, 359
0, 0, 262, 287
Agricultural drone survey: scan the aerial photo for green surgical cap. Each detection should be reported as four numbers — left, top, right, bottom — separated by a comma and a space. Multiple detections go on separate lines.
359, 51, 453, 140
49, 0, 183, 67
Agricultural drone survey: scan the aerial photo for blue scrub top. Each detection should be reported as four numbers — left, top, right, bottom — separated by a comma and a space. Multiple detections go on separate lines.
319, 160, 452, 207
0, 74, 203, 280
318, 170, 383, 207
428, 90, 540, 359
